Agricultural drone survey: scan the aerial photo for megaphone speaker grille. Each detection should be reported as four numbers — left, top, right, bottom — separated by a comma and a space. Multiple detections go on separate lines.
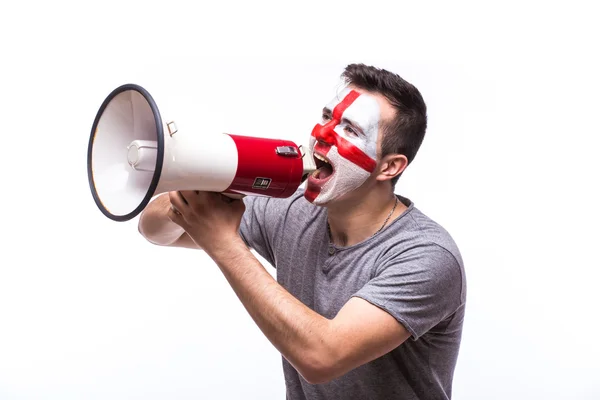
87, 84, 164, 221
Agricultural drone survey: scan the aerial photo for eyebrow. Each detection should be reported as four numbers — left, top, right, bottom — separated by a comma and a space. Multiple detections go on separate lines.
322, 107, 365, 135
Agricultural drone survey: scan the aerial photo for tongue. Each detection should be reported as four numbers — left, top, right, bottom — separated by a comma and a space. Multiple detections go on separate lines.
318, 164, 334, 179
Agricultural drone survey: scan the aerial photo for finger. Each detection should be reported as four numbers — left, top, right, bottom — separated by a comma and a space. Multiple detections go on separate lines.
231, 201, 246, 216
170, 204, 182, 216
179, 190, 198, 203
193, 190, 213, 200
220, 194, 234, 204
177, 191, 190, 206
168, 204, 192, 228
193, 191, 219, 207
167, 206, 184, 225
169, 191, 189, 212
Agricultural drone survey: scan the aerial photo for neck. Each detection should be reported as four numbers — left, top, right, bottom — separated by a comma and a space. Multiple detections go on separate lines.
326, 184, 406, 247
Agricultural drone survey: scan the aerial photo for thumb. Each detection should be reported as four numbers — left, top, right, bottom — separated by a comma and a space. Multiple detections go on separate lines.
167, 206, 189, 229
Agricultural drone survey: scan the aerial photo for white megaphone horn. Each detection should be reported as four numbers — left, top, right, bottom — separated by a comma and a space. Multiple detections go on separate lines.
87, 83, 317, 222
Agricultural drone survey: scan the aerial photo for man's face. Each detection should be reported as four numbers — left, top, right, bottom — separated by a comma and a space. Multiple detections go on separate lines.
304, 86, 382, 205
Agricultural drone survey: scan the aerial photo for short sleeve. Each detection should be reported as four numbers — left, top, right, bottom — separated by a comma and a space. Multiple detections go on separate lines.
353, 243, 464, 340
239, 195, 276, 267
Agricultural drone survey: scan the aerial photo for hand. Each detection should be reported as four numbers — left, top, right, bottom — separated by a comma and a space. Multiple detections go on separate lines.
167, 191, 246, 254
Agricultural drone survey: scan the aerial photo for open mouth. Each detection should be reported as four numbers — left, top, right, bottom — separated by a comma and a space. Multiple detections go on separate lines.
311, 152, 335, 182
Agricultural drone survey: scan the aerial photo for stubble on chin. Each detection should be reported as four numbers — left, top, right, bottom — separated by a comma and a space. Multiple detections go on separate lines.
311, 156, 371, 206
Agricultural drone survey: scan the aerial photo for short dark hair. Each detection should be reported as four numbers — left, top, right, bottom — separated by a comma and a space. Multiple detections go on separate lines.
341, 63, 428, 187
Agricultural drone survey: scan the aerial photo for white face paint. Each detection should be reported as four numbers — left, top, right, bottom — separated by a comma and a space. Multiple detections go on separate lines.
305, 86, 381, 205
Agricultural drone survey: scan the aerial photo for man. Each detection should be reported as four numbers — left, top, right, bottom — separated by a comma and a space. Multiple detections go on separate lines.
138, 63, 466, 400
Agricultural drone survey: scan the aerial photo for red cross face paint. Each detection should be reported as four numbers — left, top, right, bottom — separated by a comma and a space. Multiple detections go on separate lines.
305, 87, 381, 205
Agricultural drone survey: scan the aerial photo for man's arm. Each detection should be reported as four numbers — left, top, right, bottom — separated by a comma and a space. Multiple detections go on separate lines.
210, 235, 411, 385
163, 190, 410, 384
137, 193, 201, 249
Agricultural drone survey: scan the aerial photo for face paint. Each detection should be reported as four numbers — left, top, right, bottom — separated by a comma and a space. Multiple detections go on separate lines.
305, 87, 381, 205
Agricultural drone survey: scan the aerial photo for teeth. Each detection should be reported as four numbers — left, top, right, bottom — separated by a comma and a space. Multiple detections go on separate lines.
314, 153, 330, 164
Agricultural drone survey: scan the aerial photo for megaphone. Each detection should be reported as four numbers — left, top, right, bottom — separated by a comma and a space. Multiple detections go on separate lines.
87, 83, 316, 222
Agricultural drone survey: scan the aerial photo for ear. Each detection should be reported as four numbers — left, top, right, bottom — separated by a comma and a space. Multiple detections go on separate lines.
376, 154, 408, 183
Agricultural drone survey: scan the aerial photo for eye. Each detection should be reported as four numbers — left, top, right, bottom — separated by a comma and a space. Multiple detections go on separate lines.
344, 125, 358, 137
321, 113, 332, 122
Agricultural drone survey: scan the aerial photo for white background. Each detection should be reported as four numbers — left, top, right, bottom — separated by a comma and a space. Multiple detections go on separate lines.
1, 1, 599, 399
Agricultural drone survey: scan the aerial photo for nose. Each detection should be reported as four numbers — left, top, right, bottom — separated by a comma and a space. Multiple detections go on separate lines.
312, 120, 337, 145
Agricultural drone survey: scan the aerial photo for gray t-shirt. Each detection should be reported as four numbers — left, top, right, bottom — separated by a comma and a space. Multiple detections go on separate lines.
239, 189, 466, 400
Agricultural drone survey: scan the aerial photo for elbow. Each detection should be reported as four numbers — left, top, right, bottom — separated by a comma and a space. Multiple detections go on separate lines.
296, 347, 341, 385
303, 370, 335, 385
137, 217, 166, 246
137, 213, 172, 246
137, 217, 156, 243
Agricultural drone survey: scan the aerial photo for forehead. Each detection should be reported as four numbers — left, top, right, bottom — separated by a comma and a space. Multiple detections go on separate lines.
325, 86, 393, 128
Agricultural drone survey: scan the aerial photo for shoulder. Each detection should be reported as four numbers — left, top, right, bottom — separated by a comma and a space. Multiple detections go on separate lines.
354, 200, 467, 338
385, 195, 463, 268
377, 196, 466, 300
